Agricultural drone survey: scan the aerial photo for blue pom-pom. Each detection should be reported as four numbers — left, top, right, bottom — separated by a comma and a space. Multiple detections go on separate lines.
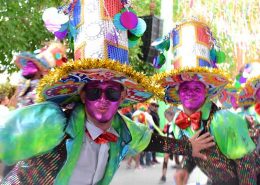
113, 13, 127, 31
129, 18, 147, 37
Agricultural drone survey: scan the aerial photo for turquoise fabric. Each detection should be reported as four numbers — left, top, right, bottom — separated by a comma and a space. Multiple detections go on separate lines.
0, 102, 66, 165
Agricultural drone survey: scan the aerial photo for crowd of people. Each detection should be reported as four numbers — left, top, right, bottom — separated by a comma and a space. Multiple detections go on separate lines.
0, 1, 259, 185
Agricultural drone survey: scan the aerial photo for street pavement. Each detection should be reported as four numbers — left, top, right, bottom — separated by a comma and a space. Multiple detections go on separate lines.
111, 157, 208, 185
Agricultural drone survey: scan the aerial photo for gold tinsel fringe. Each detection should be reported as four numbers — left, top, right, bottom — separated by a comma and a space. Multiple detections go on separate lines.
152, 66, 232, 84
37, 58, 165, 102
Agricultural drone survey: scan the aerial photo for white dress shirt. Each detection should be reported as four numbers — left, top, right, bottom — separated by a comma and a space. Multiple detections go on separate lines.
69, 120, 119, 185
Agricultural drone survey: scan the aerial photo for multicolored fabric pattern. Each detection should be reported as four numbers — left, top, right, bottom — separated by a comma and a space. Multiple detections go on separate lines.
0, 102, 66, 165
14, 42, 67, 74
37, 59, 159, 107
239, 75, 260, 106
174, 102, 259, 184
14, 52, 50, 73
72, 0, 128, 64
217, 84, 239, 109
172, 21, 214, 69
154, 69, 229, 104
182, 138, 259, 185
16, 79, 39, 108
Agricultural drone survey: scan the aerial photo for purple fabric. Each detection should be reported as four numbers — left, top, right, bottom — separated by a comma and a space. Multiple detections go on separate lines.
22, 61, 39, 78
54, 30, 68, 40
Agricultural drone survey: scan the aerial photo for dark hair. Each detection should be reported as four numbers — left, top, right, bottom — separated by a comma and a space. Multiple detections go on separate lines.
82, 81, 124, 92
151, 103, 159, 108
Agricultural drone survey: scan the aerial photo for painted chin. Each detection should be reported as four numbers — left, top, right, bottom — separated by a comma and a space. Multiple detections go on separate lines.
183, 100, 203, 110
97, 107, 109, 113
98, 117, 112, 123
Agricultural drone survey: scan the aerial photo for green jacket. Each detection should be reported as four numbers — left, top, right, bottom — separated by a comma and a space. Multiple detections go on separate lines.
0, 102, 151, 185
172, 101, 255, 159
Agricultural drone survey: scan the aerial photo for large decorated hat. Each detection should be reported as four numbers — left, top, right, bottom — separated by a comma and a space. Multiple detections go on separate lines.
239, 74, 260, 106
236, 62, 260, 106
37, 0, 161, 107
217, 84, 239, 109
14, 42, 67, 75
153, 19, 230, 105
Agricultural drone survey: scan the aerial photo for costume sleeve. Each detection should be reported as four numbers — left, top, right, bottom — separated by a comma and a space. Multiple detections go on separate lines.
146, 113, 165, 136
211, 110, 256, 159
234, 152, 258, 185
122, 115, 152, 155
144, 133, 192, 156
0, 102, 66, 165
182, 156, 196, 173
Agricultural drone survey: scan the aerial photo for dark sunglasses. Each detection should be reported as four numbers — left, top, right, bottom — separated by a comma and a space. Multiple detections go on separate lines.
85, 87, 122, 102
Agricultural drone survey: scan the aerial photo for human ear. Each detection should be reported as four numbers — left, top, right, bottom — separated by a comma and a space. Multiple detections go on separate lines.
79, 90, 86, 104
119, 89, 127, 104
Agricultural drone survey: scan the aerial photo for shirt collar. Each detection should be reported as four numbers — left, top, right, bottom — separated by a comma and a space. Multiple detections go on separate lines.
86, 120, 119, 140
180, 101, 212, 121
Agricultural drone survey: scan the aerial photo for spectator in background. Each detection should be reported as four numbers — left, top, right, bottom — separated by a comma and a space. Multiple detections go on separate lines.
119, 106, 133, 119
159, 106, 184, 183
148, 101, 160, 164
0, 95, 9, 115
11, 42, 67, 108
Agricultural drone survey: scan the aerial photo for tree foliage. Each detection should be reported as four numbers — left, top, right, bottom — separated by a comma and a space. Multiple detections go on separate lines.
0, 0, 161, 75
129, 40, 157, 76
0, 0, 60, 74
0, 82, 16, 99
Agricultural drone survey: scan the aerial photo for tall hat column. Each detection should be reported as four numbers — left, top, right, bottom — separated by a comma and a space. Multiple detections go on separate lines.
72, 0, 129, 64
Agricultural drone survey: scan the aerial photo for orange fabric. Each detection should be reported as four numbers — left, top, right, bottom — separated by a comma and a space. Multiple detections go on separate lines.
175, 111, 202, 130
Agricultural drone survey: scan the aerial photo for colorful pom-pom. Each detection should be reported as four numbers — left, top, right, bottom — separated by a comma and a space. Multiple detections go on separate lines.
129, 18, 147, 36
120, 11, 138, 30
113, 13, 127, 31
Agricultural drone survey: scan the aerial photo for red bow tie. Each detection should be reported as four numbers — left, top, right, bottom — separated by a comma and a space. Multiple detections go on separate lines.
175, 111, 202, 130
255, 103, 260, 116
86, 130, 118, 144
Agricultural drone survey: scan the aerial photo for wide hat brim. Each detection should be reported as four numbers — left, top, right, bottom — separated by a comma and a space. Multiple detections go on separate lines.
217, 84, 239, 109
153, 67, 231, 105
37, 58, 163, 107
14, 52, 50, 73
239, 75, 260, 106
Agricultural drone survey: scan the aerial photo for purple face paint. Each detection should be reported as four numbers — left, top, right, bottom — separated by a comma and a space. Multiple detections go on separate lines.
84, 81, 123, 123
178, 81, 207, 111
255, 88, 260, 103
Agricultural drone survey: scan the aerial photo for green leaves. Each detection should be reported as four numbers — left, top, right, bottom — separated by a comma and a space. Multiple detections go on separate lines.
0, 0, 60, 74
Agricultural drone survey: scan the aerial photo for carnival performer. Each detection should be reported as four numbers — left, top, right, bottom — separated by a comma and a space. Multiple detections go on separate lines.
160, 107, 183, 183
1, 41, 67, 177
12, 41, 67, 108
0, 1, 214, 185
239, 74, 260, 154
154, 20, 259, 185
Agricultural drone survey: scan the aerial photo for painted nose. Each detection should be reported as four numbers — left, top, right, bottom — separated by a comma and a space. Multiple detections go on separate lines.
99, 92, 108, 101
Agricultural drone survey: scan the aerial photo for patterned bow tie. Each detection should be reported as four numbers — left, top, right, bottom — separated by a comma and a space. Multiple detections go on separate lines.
86, 130, 118, 144
175, 111, 202, 130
